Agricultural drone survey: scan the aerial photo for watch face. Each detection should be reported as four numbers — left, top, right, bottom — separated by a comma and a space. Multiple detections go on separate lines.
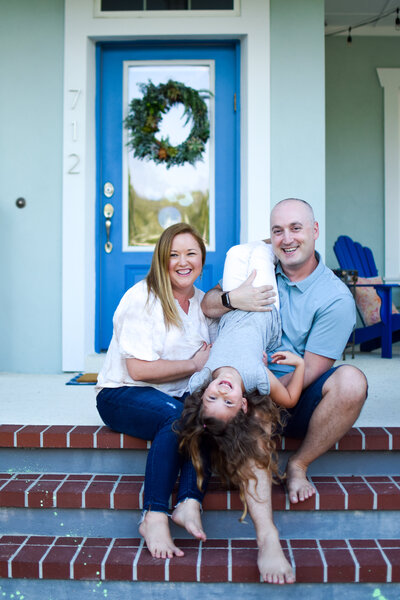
222, 292, 231, 308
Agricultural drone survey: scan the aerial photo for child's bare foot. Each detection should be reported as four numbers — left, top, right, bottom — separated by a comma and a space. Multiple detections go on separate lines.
139, 511, 184, 559
286, 459, 315, 504
258, 530, 295, 584
172, 498, 207, 541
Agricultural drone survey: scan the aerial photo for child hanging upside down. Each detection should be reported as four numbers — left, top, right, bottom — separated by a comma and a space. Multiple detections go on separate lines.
189, 240, 304, 420
177, 240, 304, 584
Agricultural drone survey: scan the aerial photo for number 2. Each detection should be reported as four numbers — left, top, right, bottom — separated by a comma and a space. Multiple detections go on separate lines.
68, 153, 80, 174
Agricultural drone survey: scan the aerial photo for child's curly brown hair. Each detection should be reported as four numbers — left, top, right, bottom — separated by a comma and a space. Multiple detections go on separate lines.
176, 385, 286, 520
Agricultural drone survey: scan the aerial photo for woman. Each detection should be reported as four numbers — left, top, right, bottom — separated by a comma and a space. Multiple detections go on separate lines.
96, 223, 215, 559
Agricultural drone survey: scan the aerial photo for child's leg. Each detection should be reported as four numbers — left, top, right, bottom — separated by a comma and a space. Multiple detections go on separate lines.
245, 461, 295, 584
222, 243, 253, 291
249, 243, 279, 310
223, 242, 279, 309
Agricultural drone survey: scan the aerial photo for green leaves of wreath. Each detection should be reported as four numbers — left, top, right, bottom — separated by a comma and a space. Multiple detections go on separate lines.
124, 80, 212, 169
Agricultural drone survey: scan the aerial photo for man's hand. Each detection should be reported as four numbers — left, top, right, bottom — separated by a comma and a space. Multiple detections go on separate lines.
201, 270, 276, 318
229, 270, 276, 312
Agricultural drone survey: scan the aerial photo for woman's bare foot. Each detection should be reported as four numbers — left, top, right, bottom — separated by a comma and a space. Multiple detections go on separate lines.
258, 530, 295, 584
286, 458, 315, 504
171, 498, 207, 541
139, 511, 184, 559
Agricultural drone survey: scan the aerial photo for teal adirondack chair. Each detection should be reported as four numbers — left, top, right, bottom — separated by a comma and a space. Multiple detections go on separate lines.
333, 235, 400, 358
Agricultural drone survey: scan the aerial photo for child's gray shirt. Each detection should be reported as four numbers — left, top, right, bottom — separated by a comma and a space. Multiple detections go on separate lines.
189, 307, 281, 395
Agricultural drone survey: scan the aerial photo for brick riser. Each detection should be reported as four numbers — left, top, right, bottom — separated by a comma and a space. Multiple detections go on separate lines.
1, 425, 400, 588
1, 425, 399, 451
1, 473, 400, 512
1, 535, 400, 584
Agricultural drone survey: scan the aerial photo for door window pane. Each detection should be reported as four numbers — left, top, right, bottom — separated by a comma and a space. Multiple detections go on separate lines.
147, 0, 188, 9
101, 0, 143, 10
191, 0, 233, 8
123, 62, 215, 249
100, 0, 233, 9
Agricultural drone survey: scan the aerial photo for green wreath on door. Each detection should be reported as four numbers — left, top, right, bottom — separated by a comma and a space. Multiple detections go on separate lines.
124, 79, 212, 169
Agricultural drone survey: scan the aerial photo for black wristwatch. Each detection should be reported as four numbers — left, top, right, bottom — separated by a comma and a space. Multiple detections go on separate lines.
221, 291, 235, 310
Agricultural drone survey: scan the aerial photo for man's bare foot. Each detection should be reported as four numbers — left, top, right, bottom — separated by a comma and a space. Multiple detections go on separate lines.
258, 529, 295, 584
139, 511, 184, 559
286, 459, 315, 504
171, 498, 207, 541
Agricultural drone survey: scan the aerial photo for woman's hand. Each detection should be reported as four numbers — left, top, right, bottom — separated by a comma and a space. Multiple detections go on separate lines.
263, 350, 304, 368
191, 341, 212, 371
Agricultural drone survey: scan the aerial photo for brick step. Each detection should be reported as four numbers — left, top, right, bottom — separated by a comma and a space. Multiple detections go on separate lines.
1, 534, 399, 584
1, 425, 399, 451
3, 425, 400, 476
2, 472, 400, 512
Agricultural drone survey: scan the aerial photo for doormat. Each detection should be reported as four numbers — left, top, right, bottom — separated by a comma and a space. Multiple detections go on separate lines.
66, 373, 98, 386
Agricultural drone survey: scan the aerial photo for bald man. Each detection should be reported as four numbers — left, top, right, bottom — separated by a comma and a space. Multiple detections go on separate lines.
202, 198, 367, 583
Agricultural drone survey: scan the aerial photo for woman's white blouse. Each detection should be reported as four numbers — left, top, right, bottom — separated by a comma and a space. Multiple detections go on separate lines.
96, 280, 216, 397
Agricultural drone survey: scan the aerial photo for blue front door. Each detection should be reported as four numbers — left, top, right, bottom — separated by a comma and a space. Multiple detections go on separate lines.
96, 41, 240, 351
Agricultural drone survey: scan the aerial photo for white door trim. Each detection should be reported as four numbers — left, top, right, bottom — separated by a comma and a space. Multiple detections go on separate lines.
62, 0, 271, 371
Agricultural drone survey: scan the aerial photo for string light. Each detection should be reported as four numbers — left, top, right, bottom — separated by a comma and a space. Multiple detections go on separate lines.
326, 7, 400, 43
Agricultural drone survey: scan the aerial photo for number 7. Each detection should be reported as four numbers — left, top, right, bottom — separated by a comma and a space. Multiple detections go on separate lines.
69, 89, 82, 110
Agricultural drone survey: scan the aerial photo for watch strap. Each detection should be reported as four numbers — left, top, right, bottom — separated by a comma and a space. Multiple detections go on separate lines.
221, 291, 235, 310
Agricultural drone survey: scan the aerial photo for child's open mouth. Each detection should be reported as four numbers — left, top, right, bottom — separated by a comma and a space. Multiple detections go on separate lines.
219, 380, 232, 389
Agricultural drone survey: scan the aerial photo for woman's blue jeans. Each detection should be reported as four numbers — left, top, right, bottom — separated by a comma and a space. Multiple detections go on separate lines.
96, 385, 207, 513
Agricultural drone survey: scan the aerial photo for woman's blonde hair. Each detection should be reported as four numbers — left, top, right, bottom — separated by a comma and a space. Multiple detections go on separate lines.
176, 386, 285, 520
146, 223, 206, 329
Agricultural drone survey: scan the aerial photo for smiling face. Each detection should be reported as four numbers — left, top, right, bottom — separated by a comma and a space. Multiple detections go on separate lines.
202, 367, 247, 423
168, 232, 203, 296
270, 199, 319, 281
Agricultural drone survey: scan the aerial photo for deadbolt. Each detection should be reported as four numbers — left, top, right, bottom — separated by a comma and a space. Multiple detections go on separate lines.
103, 182, 114, 198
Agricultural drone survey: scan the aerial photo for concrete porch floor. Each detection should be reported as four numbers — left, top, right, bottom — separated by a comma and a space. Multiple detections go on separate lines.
1, 343, 399, 427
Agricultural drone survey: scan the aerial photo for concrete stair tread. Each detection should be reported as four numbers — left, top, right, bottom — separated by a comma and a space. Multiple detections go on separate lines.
1, 424, 399, 451
2, 472, 400, 512
1, 534, 400, 583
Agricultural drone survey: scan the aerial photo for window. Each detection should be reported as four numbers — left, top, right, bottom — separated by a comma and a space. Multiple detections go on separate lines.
98, 0, 235, 13
100, 0, 234, 12
122, 62, 215, 250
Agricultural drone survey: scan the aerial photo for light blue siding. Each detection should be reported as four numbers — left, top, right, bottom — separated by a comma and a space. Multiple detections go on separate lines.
0, 0, 65, 372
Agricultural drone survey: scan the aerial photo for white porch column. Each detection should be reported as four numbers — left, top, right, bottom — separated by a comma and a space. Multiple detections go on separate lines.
377, 68, 400, 282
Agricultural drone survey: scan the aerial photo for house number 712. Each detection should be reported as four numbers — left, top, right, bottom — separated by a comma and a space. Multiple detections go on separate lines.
67, 89, 82, 174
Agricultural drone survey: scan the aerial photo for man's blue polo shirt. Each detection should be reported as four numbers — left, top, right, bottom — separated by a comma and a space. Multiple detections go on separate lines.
269, 253, 356, 377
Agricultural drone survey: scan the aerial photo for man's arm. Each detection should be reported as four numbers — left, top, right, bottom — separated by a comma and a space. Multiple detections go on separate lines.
277, 350, 335, 390
302, 351, 335, 388
201, 271, 276, 318
277, 289, 355, 390
200, 284, 229, 318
